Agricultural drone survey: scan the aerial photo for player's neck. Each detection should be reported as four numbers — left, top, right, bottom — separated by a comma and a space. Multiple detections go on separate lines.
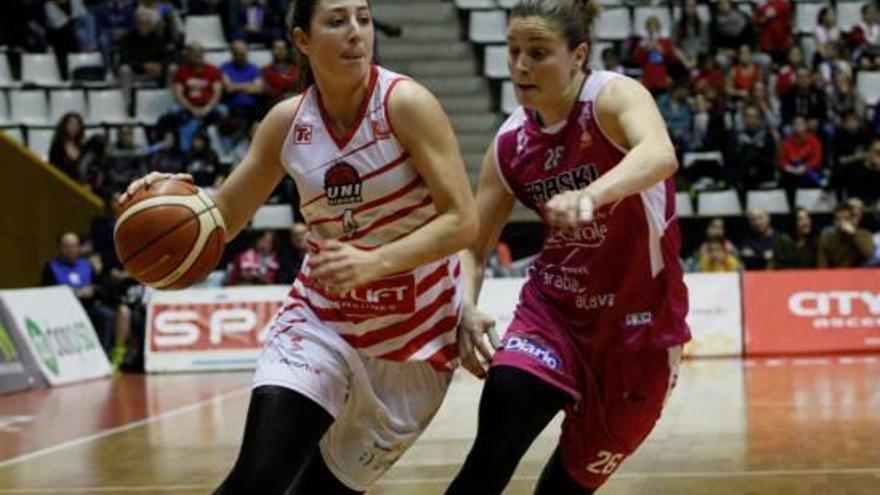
534, 72, 585, 129
315, 70, 373, 133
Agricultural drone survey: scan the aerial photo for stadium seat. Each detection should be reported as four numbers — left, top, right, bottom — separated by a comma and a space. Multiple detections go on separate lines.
856, 71, 880, 106
596, 8, 631, 41
838, 1, 862, 32
683, 150, 724, 169
251, 204, 294, 229
795, 188, 837, 213
484, 45, 509, 78
49, 89, 87, 124
634, 6, 672, 37
26, 128, 54, 160
456, 0, 496, 9
746, 189, 790, 215
249, 49, 273, 68
135, 89, 176, 125
697, 189, 742, 216
21, 53, 64, 86
795, 2, 825, 35
109, 125, 148, 147
185, 15, 228, 50
87, 89, 132, 125
672, 3, 711, 23
204, 50, 230, 68
67, 52, 104, 80
470, 10, 507, 43
9, 90, 50, 126
589, 41, 611, 69
1, 126, 24, 144
497, 0, 516, 7
0, 92, 10, 125
0, 53, 16, 87
801, 36, 817, 69
676, 191, 694, 218
501, 80, 517, 114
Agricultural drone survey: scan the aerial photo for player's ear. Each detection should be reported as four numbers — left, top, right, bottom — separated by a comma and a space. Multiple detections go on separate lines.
572, 42, 589, 73
293, 27, 310, 57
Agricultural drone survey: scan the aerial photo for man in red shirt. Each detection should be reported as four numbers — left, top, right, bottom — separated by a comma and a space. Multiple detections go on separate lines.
633, 16, 683, 95
754, 0, 793, 64
172, 42, 225, 123
262, 39, 300, 104
778, 116, 823, 198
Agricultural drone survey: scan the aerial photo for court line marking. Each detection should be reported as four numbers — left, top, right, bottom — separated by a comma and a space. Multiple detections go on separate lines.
3, 467, 880, 493
0, 387, 250, 469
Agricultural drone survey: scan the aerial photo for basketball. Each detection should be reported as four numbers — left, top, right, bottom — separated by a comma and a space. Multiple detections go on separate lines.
113, 179, 226, 290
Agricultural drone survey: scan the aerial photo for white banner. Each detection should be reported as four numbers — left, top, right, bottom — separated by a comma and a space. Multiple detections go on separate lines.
478, 278, 526, 337
146, 285, 287, 373
0, 286, 111, 385
683, 272, 743, 357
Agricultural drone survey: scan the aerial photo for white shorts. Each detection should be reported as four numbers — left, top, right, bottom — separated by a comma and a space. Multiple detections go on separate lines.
253, 319, 452, 491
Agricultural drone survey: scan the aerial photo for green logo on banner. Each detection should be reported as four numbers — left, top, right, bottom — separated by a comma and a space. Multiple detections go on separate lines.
0, 323, 18, 361
25, 317, 59, 376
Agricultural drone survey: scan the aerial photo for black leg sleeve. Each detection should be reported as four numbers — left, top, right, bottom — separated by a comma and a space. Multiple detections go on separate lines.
534, 447, 595, 495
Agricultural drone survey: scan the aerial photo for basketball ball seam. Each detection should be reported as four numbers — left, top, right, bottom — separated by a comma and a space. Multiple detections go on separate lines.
128, 214, 202, 285
148, 209, 220, 288
116, 204, 203, 265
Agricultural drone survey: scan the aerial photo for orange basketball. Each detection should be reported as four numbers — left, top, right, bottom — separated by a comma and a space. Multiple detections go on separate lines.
113, 179, 226, 290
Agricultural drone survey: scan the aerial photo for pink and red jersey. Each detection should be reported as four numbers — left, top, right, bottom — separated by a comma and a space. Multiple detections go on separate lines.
276, 66, 461, 371
494, 70, 690, 349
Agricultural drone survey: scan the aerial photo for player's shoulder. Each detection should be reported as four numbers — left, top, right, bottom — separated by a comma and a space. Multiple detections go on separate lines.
260, 94, 306, 136
496, 106, 528, 139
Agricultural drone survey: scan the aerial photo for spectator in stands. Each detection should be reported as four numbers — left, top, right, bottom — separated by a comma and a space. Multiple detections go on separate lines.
185, 131, 222, 187
698, 238, 741, 273
851, 3, 880, 70
726, 44, 763, 100
775, 46, 805, 99
829, 73, 866, 127
263, 39, 301, 103
691, 52, 725, 94
104, 125, 148, 195
49, 113, 87, 182
233, 0, 283, 46
228, 230, 280, 285
778, 116, 824, 196
137, 0, 183, 51
600, 46, 624, 74
814, 6, 841, 52
657, 83, 693, 153
695, 217, 738, 259
843, 138, 880, 205
277, 222, 308, 285
743, 81, 781, 133
741, 207, 783, 270
817, 203, 875, 267
96, 0, 136, 70
633, 16, 682, 95
753, 0, 793, 64
831, 111, 870, 197
781, 67, 828, 130
691, 81, 728, 151
772, 208, 818, 269
117, 9, 169, 106
45, 0, 98, 77
726, 104, 777, 191
221, 40, 266, 122
41, 232, 116, 354
710, 0, 751, 54
848, 197, 867, 228
674, 0, 707, 65
816, 42, 853, 90
168, 42, 225, 148
149, 130, 186, 174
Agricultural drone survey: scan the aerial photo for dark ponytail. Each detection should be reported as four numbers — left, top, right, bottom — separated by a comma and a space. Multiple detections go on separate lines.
286, 0, 318, 92
511, 0, 601, 68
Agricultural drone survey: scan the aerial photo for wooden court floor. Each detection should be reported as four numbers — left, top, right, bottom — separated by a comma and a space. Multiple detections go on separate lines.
1, 356, 879, 494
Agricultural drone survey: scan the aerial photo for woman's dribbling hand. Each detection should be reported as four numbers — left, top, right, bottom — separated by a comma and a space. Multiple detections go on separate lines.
119, 172, 194, 204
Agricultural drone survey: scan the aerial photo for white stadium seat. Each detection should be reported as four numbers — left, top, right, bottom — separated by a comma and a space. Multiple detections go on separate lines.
596, 8, 631, 41
67, 52, 104, 80
87, 89, 131, 125
251, 204, 294, 230
498, 0, 516, 7
676, 192, 694, 218
21, 53, 63, 86
1, 126, 24, 144
249, 49, 273, 68
185, 15, 228, 50
9, 90, 50, 126
673, 4, 711, 24
795, 188, 837, 213
49, 89, 87, 124
0, 53, 16, 87
110, 125, 148, 147
634, 6, 672, 37
501, 80, 517, 114
135, 89, 176, 125
456, 0, 496, 9
683, 150, 724, 169
795, 2, 825, 35
204, 50, 230, 68
0, 92, 10, 125
838, 1, 862, 32
470, 10, 507, 43
589, 41, 611, 70
857, 71, 880, 106
26, 128, 55, 160
484, 45, 509, 78
746, 189, 790, 215
697, 189, 743, 216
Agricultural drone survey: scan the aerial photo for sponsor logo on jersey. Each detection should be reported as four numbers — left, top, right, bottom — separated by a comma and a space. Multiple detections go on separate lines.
624, 312, 653, 327
371, 118, 391, 140
503, 335, 562, 371
524, 164, 599, 205
293, 124, 312, 144
336, 274, 416, 316
324, 162, 363, 206
546, 220, 608, 249
342, 208, 359, 234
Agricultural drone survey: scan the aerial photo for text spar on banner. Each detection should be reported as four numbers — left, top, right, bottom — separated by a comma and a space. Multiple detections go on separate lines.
743, 269, 880, 355
146, 285, 287, 372
0, 286, 111, 385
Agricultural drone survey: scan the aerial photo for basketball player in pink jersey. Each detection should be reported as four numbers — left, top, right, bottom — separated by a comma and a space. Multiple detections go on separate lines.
121, 1, 476, 493
446, 1, 690, 494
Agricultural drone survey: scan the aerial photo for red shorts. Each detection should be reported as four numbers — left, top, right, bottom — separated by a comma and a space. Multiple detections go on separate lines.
491, 326, 681, 489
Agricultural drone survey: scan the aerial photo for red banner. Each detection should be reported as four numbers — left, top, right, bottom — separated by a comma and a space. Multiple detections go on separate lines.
149, 300, 281, 352
743, 269, 880, 355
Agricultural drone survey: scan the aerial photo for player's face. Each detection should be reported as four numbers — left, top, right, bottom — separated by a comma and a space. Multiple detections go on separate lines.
296, 0, 373, 82
506, 16, 586, 112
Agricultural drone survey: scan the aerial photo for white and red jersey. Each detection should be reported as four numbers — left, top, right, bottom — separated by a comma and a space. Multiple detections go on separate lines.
275, 65, 461, 371
495, 70, 690, 350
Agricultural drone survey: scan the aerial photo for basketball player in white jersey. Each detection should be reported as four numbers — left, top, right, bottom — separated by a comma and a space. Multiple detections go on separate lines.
121, 1, 477, 493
